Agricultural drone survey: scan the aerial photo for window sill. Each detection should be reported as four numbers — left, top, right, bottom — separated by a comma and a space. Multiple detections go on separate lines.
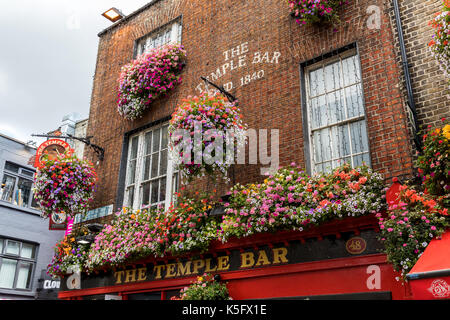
0, 288, 36, 298
0, 200, 41, 216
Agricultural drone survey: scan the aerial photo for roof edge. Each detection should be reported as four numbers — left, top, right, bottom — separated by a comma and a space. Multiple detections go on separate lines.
97, 0, 163, 37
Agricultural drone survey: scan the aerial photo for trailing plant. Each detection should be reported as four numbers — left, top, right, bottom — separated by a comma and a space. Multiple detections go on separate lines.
47, 226, 91, 277
117, 43, 186, 120
86, 193, 220, 272
416, 119, 450, 207
169, 92, 246, 182
220, 164, 386, 241
172, 274, 231, 300
429, 4, 450, 80
377, 185, 449, 280
288, 0, 349, 27
33, 152, 97, 220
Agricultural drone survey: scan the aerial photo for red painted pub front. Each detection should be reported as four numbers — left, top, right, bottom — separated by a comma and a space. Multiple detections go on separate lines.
58, 217, 413, 300
57, 182, 450, 300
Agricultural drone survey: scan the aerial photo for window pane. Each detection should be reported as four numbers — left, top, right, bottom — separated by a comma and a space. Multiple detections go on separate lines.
342, 55, 361, 86
21, 243, 35, 259
353, 153, 371, 167
322, 161, 333, 173
6, 241, 20, 255
144, 132, 152, 155
310, 95, 327, 129
345, 84, 364, 119
312, 127, 336, 166
330, 125, 351, 159
0, 259, 17, 289
159, 150, 168, 176
159, 179, 166, 203
128, 159, 137, 185
161, 126, 168, 149
327, 90, 346, 125
324, 62, 341, 92
142, 182, 150, 207
127, 187, 135, 207
350, 120, 369, 155
151, 180, 159, 204
15, 262, 33, 289
153, 128, 161, 152
0, 239, 3, 253
1, 174, 16, 203
17, 178, 32, 208
21, 169, 35, 178
309, 67, 325, 97
4, 162, 19, 173
130, 136, 139, 159
31, 194, 39, 210
142, 155, 151, 181
151, 153, 159, 178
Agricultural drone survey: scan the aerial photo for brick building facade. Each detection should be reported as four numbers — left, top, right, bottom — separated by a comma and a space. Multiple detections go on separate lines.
82, 0, 447, 215
390, 0, 449, 132
57, 0, 450, 301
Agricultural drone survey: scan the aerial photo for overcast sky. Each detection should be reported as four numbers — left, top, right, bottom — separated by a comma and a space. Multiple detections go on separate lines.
0, 0, 151, 145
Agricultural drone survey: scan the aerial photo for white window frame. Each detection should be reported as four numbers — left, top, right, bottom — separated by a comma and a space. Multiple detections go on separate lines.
304, 49, 371, 174
124, 123, 178, 211
0, 238, 37, 291
135, 19, 182, 57
0, 161, 37, 209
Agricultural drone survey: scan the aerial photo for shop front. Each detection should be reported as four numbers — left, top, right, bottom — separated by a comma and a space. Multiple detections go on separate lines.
58, 215, 411, 300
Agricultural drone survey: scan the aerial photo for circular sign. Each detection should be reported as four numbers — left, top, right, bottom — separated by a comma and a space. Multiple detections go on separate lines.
51, 212, 67, 225
345, 237, 367, 255
34, 139, 72, 168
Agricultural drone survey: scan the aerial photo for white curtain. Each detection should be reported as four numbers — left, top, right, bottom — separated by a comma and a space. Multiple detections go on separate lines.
15, 263, 32, 289
0, 259, 17, 289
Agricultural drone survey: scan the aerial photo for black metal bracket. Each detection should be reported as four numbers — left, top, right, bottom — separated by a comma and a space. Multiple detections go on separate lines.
31, 134, 105, 162
200, 76, 237, 103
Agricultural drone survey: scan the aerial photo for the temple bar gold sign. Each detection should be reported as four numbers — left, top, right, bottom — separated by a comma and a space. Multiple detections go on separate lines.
114, 248, 288, 285
61, 230, 382, 291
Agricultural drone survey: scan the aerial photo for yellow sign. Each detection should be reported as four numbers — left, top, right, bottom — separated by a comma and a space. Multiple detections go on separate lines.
113, 247, 289, 285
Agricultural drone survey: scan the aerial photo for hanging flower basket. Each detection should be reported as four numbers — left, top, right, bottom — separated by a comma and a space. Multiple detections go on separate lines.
117, 43, 186, 121
169, 92, 247, 182
33, 152, 97, 220
429, 7, 450, 81
47, 227, 91, 277
288, 0, 348, 27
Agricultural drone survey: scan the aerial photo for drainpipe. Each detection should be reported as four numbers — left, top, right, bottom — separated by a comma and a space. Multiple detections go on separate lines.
392, 0, 422, 152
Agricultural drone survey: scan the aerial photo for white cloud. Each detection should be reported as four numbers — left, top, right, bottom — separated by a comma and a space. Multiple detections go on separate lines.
0, 70, 7, 96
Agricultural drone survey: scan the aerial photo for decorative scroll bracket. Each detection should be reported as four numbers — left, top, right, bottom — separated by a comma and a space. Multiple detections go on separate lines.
200, 76, 237, 103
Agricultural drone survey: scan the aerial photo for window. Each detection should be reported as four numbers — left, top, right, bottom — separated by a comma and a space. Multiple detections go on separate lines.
304, 49, 371, 174
0, 238, 37, 290
124, 123, 179, 210
134, 19, 182, 57
0, 161, 38, 209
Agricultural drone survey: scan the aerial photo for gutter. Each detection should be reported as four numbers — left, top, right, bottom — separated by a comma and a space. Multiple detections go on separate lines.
392, 0, 422, 152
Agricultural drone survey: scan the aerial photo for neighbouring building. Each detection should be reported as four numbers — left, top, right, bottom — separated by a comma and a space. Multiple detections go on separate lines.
58, 0, 449, 300
0, 133, 65, 300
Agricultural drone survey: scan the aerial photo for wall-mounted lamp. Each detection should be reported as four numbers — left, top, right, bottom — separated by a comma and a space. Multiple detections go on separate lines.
101, 7, 125, 23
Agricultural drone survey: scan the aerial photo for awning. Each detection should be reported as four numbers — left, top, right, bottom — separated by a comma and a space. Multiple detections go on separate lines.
406, 230, 450, 299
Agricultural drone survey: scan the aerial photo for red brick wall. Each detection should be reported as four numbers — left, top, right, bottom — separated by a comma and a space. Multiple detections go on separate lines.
85, 0, 415, 211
